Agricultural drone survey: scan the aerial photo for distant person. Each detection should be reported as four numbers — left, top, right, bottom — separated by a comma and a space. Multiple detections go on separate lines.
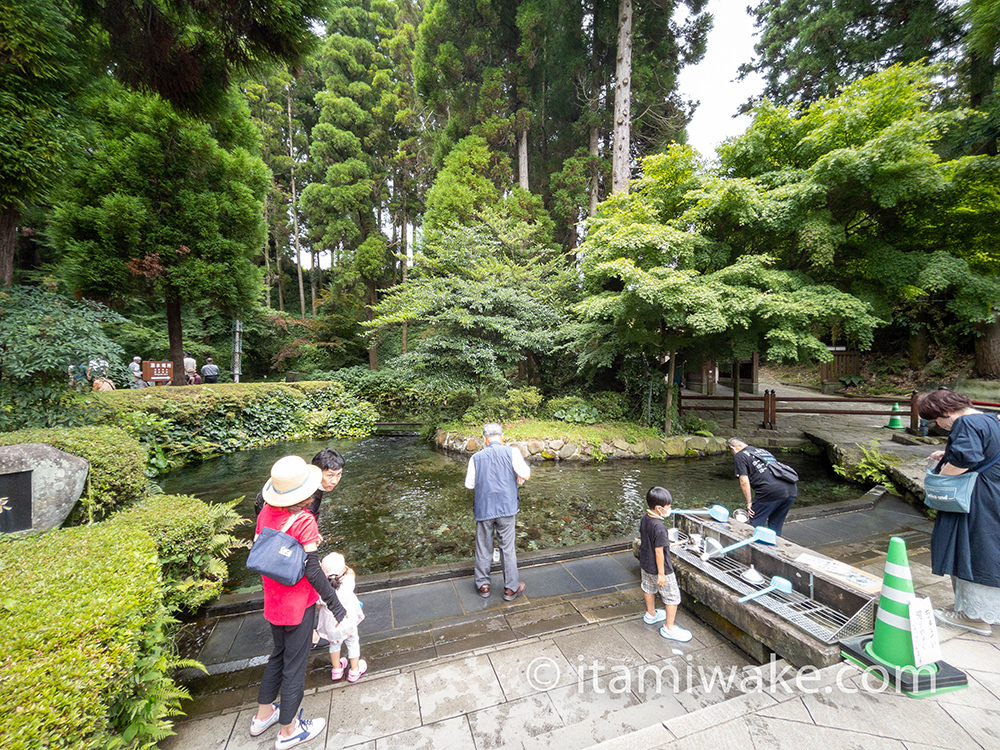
315, 551, 367, 683
183, 351, 197, 384
128, 356, 146, 388
726, 437, 797, 535
464, 422, 530, 601
201, 357, 220, 383
86, 356, 109, 381
638, 486, 691, 642
251, 456, 345, 748
917, 389, 1000, 636
255, 448, 345, 521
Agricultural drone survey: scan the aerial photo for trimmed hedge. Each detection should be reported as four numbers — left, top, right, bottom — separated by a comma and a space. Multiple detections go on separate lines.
84, 381, 378, 470
0, 425, 148, 522
116, 494, 247, 613
0, 494, 245, 748
0, 524, 170, 749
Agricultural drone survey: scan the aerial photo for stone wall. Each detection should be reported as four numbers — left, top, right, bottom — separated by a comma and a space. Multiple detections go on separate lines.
434, 430, 729, 461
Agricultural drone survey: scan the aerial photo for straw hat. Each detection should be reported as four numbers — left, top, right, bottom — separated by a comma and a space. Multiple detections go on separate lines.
321, 552, 347, 577
261, 455, 323, 508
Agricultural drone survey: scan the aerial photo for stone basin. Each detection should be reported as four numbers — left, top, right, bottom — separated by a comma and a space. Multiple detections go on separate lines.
671, 514, 881, 668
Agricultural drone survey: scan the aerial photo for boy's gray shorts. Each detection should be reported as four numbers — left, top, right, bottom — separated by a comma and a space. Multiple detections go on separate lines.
640, 570, 681, 606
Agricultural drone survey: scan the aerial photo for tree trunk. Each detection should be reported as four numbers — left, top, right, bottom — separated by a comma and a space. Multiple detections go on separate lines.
276, 240, 285, 312
589, 121, 601, 217
908, 326, 929, 370
969, 48, 997, 156
288, 88, 306, 317
0, 206, 17, 286
974, 313, 1000, 378
401, 214, 408, 354
166, 295, 186, 386
367, 280, 378, 370
663, 352, 676, 434
262, 233, 272, 309
611, 0, 633, 194
310, 249, 318, 315
518, 128, 529, 191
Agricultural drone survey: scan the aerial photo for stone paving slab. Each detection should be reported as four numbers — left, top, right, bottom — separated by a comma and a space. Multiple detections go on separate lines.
414, 653, 505, 723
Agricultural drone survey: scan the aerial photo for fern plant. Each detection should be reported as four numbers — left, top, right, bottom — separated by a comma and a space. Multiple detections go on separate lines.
834, 439, 893, 486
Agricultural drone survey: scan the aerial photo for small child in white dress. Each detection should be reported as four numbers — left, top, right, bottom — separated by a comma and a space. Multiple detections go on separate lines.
316, 551, 367, 682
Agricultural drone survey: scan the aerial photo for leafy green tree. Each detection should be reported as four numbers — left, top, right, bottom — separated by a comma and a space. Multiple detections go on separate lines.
367, 210, 567, 395
0, 0, 83, 286
739, 0, 962, 109
415, 0, 710, 236
82, 0, 331, 114
49, 83, 269, 385
0, 286, 125, 429
574, 144, 881, 430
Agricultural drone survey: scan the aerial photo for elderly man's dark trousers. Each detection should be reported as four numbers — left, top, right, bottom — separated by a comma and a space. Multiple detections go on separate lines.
750, 496, 795, 536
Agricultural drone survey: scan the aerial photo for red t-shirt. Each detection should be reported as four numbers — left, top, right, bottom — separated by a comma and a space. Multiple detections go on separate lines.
256, 504, 321, 626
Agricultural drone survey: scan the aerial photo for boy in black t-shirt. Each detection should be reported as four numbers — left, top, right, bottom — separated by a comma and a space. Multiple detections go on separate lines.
638, 486, 692, 642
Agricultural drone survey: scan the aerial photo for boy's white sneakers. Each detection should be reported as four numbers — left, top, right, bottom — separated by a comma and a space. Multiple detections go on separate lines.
643, 609, 666, 624
659, 624, 693, 642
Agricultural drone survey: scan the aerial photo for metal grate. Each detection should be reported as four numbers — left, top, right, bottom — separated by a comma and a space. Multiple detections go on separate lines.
672, 531, 875, 644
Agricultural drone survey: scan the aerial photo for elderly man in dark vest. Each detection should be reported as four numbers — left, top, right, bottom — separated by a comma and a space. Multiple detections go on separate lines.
465, 422, 531, 601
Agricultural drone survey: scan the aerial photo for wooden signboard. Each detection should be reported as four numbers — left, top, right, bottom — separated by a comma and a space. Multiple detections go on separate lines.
142, 360, 173, 383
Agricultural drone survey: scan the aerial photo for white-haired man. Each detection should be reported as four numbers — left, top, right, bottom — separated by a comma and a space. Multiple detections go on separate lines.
465, 423, 531, 601
726, 437, 797, 535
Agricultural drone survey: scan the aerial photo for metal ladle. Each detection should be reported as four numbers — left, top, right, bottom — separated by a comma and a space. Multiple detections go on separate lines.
737, 575, 793, 603
701, 526, 778, 560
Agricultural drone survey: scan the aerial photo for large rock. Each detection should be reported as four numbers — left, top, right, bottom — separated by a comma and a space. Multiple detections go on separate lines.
687, 436, 709, 453
645, 437, 665, 455
558, 442, 577, 460
0, 444, 89, 533
665, 437, 688, 456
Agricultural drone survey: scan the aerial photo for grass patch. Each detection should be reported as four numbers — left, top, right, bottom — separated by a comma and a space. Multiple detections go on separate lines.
440, 419, 665, 445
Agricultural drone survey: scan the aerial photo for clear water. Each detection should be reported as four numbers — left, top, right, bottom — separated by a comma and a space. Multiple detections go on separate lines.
161, 435, 856, 592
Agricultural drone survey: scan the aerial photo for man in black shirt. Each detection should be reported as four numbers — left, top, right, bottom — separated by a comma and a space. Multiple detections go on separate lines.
255, 448, 344, 521
726, 437, 797, 535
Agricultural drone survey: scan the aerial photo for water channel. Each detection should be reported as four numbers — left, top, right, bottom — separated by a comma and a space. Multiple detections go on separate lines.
161, 435, 859, 592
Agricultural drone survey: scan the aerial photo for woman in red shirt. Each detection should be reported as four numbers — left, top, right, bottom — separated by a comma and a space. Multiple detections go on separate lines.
250, 456, 347, 749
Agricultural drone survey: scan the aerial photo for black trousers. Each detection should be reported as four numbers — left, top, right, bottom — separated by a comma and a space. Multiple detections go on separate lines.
750, 495, 795, 536
257, 608, 316, 726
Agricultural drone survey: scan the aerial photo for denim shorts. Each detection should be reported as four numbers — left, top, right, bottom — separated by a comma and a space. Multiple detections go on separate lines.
640, 570, 680, 605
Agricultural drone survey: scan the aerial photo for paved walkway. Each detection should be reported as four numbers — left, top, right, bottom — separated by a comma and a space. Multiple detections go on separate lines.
165, 378, 1000, 748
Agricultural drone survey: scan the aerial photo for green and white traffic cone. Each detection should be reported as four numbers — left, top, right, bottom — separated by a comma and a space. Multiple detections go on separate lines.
840, 535, 968, 698
867, 536, 918, 668
886, 403, 905, 430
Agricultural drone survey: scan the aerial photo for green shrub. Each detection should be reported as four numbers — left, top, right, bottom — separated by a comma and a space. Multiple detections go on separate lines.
89, 381, 377, 470
114, 495, 248, 613
589, 391, 632, 421
0, 524, 190, 749
554, 402, 600, 424
0, 425, 148, 522
541, 395, 586, 418
332, 365, 475, 421
678, 413, 719, 436
462, 387, 544, 424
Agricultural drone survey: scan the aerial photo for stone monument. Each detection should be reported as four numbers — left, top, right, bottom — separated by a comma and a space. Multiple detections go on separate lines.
0, 444, 89, 533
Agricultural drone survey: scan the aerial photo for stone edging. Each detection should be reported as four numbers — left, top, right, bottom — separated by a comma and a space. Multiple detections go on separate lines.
434, 429, 730, 461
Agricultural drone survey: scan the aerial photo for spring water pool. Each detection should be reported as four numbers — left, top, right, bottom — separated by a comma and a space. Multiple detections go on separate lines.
161, 435, 857, 592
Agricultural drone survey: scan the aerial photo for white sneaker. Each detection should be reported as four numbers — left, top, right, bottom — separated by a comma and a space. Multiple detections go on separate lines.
659, 624, 693, 642
274, 711, 325, 749
643, 609, 666, 624
250, 704, 279, 736
934, 608, 992, 636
